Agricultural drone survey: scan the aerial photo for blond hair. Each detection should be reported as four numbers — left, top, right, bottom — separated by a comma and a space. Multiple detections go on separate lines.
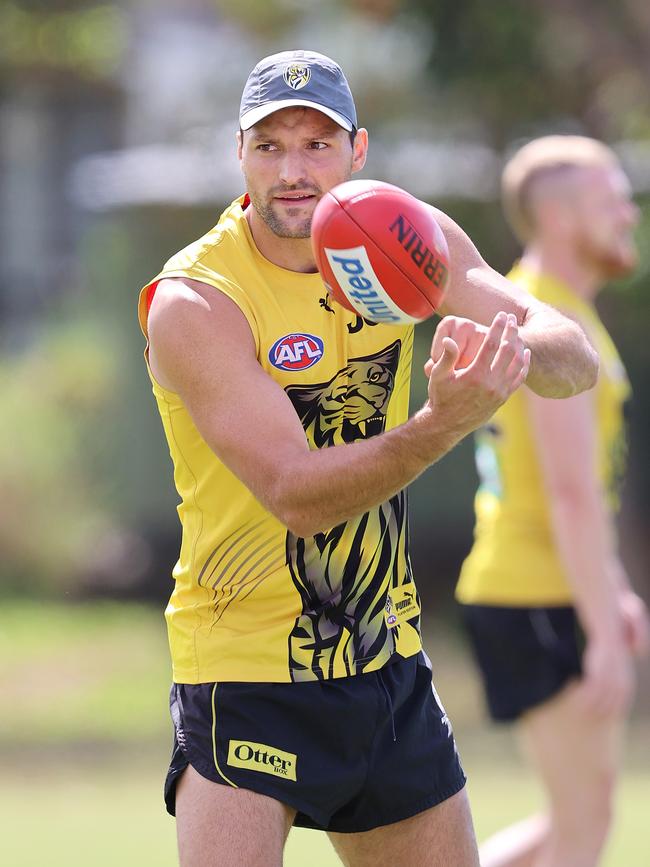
502, 135, 619, 243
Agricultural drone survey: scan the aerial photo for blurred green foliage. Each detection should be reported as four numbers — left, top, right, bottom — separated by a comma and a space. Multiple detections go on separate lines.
0, 2, 127, 79
0, 320, 120, 592
408, 0, 650, 141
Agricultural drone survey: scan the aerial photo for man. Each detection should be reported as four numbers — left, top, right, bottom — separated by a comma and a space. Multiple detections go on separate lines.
138, 52, 597, 867
457, 136, 650, 867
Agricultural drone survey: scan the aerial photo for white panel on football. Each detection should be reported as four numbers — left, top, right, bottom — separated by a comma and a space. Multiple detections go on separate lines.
324, 245, 424, 325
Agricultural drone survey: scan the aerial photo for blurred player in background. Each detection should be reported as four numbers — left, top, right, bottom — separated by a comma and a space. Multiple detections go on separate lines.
457, 135, 650, 867
139, 49, 600, 866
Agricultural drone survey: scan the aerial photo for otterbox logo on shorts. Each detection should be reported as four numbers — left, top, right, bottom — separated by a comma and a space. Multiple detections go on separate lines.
227, 740, 297, 781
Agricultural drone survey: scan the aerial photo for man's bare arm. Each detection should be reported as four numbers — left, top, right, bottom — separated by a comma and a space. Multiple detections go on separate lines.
526, 387, 637, 716
147, 278, 528, 537
431, 207, 599, 398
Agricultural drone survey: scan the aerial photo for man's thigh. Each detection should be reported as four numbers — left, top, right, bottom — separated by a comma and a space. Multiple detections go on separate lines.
328, 788, 480, 867
175, 765, 295, 867
520, 680, 626, 812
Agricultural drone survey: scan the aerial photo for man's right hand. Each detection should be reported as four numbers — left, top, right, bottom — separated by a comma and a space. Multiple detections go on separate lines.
423, 311, 531, 440
619, 589, 650, 658
577, 634, 634, 718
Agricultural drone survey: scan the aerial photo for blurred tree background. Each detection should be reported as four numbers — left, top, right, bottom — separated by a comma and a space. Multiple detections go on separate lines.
2, 0, 649, 617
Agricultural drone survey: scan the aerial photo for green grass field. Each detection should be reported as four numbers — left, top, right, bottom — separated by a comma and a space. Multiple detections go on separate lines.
1, 601, 648, 866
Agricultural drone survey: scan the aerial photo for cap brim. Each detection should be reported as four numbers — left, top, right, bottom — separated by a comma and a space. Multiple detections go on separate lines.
240, 99, 353, 132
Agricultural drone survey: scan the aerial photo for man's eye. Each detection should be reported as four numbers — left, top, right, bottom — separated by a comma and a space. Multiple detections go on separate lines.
257, 143, 276, 152
308, 141, 328, 150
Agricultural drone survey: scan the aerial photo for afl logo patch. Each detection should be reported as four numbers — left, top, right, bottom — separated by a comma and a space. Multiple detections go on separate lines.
284, 64, 311, 90
269, 333, 324, 371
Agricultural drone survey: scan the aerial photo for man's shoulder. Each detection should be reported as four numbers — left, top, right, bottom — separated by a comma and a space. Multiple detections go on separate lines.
138, 196, 253, 336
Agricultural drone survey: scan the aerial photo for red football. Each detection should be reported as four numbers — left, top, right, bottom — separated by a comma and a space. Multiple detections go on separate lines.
311, 179, 450, 324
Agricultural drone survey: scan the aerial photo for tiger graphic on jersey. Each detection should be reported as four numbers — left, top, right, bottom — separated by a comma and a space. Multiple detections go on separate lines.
284, 341, 418, 681
286, 341, 401, 446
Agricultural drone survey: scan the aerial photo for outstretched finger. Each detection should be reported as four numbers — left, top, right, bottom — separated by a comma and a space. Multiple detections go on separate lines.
466, 311, 509, 374
490, 314, 524, 379
507, 347, 531, 392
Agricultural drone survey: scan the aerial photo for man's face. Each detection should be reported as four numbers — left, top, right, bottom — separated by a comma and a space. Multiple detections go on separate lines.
570, 165, 640, 279
238, 107, 367, 240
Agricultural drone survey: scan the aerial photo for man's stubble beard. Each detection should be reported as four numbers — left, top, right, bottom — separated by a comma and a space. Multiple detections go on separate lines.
253, 196, 314, 239
244, 155, 353, 240
576, 229, 638, 281
596, 252, 637, 280
589, 243, 637, 281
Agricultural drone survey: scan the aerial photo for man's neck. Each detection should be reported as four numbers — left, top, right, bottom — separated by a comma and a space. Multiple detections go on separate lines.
519, 244, 602, 302
246, 208, 318, 274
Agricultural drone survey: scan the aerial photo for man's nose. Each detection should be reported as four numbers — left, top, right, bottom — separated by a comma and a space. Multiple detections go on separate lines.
278, 148, 307, 186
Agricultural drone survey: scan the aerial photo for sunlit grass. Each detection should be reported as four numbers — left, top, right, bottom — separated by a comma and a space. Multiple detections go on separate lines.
1, 601, 171, 743
1, 601, 648, 866
1, 758, 647, 867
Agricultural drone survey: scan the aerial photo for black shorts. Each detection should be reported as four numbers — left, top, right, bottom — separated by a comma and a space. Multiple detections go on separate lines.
164, 651, 466, 833
461, 604, 583, 722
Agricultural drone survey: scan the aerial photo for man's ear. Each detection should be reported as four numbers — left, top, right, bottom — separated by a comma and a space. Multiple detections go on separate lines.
352, 128, 369, 174
236, 129, 243, 160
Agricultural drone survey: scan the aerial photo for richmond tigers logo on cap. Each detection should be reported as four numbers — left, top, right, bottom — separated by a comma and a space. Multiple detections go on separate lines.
284, 64, 311, 90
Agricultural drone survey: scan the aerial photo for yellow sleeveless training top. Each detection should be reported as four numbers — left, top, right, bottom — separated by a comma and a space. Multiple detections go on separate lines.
456, 264, 630, 606
138, 195, 422, 683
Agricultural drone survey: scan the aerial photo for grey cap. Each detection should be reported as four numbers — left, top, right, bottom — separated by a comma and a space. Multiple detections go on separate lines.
239, 50, 357, 133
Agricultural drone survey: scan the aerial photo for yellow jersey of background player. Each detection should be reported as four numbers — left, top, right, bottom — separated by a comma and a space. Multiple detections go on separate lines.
457, 262, 630, 607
